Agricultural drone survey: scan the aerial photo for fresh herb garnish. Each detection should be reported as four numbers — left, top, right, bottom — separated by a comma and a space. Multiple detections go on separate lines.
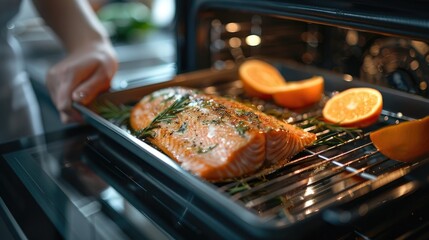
177, 122, 188, 133
201, 99, 214, 108
235, 121, 250, 136
97, 101, 132, 125
235, 109, 248, 116
197, 144, 218, 154
235, 109, 261, 123
300, 117, 363, 146
135, 95, 191, 139
202, 119, 223, 125
228, 181, 251, 194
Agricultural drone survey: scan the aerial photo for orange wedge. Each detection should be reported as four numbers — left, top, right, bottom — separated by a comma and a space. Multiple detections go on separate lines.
370, 116, 429, 162
273, 76, 324, 108
322, 88, 383, 128
239, 59, 287, 99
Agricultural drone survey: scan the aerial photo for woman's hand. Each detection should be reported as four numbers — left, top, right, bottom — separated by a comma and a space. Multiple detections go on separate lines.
46, 41, 118, 123
33, 0, 118, 123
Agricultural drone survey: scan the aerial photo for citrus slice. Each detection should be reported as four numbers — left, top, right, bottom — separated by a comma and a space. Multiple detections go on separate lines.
239, 59, 287, 99
370, 116, 429, 162
272, 76, 324, 108
322, 88, 383, 128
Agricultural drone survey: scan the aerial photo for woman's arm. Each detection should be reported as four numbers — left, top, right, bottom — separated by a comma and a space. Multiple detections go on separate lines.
32, 0, 118, 123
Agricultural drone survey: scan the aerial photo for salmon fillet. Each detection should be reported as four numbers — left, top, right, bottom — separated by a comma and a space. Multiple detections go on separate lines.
130, 87, 316, 181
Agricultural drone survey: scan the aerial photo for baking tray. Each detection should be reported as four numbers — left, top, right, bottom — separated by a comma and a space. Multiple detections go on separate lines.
74, 62, 429, 239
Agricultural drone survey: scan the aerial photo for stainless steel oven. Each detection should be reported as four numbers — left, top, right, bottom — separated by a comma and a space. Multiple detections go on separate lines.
2, 1, 429, 239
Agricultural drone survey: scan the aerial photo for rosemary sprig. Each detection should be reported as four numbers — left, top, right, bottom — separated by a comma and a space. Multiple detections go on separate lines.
227, 181, 251, 194
97, 101, 132, 125
134, 95, 191, 139
300, 117, 363, 146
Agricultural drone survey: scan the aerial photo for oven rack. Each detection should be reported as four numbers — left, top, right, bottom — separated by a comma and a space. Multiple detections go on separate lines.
217, 110, 415, 225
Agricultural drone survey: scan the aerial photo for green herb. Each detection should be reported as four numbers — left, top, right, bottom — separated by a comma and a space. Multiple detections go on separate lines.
135, 95, 191, 139
235, 109, 248, 116
300, 117, 363, 146
202, 119, 223, 125
201, 99, 214, 108
177, 122, 188, 133
235, 109, 261, 123
197, 144, 218, 154
97, 101, 132, 125
228, 181, 251, 194
211, 103, 229, 117
235, 121, 250, 136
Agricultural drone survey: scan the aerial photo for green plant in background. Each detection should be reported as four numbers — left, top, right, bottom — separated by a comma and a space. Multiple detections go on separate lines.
97, 2, 153, 43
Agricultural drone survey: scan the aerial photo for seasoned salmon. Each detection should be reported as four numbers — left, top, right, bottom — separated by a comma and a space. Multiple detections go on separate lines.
130, 87, 316, 181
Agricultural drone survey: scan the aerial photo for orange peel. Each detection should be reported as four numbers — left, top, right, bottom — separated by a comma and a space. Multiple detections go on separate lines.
273, 76, 324, 108
239, 59, 287, 100
370, 116, 429, 162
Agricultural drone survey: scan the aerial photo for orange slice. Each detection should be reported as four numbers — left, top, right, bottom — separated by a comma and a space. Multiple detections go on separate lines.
370, 116, 429, 162
272, 76, 324, 108
322, 88, 383, 128
239, 59, 287, 99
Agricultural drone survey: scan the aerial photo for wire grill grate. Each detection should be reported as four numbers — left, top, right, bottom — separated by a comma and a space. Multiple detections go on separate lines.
217, 110, 411, 224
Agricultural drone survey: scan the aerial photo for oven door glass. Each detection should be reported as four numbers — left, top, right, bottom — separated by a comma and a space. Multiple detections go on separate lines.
0, 126, 173, 240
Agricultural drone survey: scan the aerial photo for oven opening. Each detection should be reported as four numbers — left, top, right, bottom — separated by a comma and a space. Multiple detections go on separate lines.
80, 4, 429, 239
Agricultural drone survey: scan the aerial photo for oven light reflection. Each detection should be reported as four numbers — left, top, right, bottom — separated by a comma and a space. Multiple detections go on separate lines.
411, 40, 429, 55
394, 182, 415, 197
420, 81, 428, 90
228, 37, 242, 48
246, 35, 261, 46
101, 187, 125, 211
343, 74, 353, 82
225, 22, 241, 33
346, 30, 358, 46
303, 177, 316, 215
410, 60, 419, 70
213, 39, 225, 50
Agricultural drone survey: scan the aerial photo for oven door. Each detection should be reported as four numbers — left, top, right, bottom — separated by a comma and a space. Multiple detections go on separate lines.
0, 126, 181, 240
2, 119, 429, 240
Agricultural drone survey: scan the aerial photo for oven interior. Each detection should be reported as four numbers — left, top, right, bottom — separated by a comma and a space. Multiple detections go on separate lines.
177, 1, 429, 100
170, 1, 429, 238
3, 1, 429, 240
81, 64, 429, 239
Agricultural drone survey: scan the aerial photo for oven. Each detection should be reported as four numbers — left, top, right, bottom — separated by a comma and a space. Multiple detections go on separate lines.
2, 0, 429, 239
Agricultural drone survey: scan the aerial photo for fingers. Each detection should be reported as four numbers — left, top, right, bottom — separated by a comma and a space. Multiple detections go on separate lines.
47, 67, 83, 123
46, 63, 75, 122
46, 48, 117, 123
72, 66, 111, 105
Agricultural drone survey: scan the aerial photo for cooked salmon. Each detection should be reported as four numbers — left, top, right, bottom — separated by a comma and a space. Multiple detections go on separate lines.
130, 87, 316, 181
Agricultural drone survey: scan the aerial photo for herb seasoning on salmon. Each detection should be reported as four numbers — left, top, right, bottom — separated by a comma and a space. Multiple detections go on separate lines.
130, 87, 316, 181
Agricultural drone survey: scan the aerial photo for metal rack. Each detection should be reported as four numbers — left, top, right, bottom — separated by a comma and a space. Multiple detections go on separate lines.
218, 110, 414, 225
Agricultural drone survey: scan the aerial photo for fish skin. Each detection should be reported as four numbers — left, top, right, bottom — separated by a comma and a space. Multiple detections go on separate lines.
130, 87, 316, 181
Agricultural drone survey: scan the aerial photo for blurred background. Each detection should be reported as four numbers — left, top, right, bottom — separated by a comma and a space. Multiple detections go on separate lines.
11, 0, 177, 132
